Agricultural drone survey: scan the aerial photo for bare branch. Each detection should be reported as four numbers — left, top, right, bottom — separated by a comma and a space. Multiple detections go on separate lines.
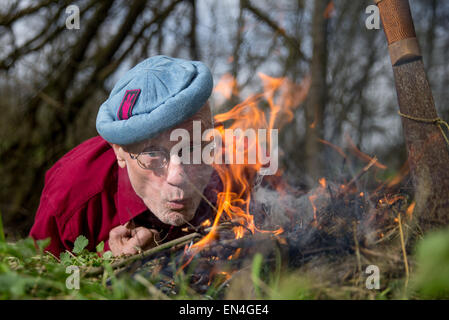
241, 0, 309, 63
0, 0, 56, 26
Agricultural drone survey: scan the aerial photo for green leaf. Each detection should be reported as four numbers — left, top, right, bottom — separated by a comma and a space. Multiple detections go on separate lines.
96, 241, 104, 253
102, 251, 113, 260
73, 236, 89, 254
59, 251, 71, 265
36, 238, 51, 253
412, 228, 449, 298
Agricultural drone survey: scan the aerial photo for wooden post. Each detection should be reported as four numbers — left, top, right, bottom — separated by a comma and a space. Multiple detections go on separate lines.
375, 0, 449, 232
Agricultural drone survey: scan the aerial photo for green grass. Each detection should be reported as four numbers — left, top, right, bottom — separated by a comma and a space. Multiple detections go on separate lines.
1, 227, 449, 300
0, 209, 5, 243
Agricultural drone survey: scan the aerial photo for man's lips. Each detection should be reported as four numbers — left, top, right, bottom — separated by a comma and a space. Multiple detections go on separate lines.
165, 199, 189, 210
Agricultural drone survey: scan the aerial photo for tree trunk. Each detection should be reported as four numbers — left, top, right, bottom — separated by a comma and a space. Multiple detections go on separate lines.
304, 0, 330, 186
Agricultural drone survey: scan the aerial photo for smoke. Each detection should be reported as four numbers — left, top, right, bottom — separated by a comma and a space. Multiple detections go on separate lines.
251, 163, 381, 255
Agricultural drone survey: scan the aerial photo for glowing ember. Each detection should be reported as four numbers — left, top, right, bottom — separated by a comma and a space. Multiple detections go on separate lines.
379, 195, 405, 207
319, 178, 327, 188
201, 219, 211, 227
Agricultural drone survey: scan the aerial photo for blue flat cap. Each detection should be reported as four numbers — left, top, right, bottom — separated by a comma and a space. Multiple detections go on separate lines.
96, 55, 213, 145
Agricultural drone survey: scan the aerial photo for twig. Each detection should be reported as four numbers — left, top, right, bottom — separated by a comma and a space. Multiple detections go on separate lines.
84, 222, 234, 277
214, 268, 244, 295
339, 156, 379, 197
134, 274, 171, 300
397, 213, 410, 290
352, 221, 363, 287
373, 225, 399, 244
241, 0, 309, 62
67, 250, 85, 266
358, 247, 402, 263
86, 234, 199, 277
327, 184, 336, 216
44, 250, 60, 262
300, 246, 339, 256
182, 172, 218, 213
353, 221, 362, 274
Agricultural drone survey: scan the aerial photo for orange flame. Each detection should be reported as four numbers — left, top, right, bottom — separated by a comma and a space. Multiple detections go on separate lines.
308, 178, 328, 224
319, 178, 327, 188
309, 194, 318, 222
213, 73, 239, 100
191, 72, 310, 254
406, 202, 415, 218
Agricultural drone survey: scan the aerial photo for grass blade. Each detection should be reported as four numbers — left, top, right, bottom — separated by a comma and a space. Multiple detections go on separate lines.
0, 209, 5, 242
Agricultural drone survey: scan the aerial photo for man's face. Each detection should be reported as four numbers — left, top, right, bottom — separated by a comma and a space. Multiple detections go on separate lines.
113, 104, 214, 226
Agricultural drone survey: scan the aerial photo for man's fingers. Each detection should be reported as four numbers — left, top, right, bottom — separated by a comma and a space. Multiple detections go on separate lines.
128, 227, 160, 250
109, 224, 160, 257
109, 225, 131, 240
131, 226, 158, 238
109, 225, 133, 255
121, 245, 138, 256
137, 227, 160, 244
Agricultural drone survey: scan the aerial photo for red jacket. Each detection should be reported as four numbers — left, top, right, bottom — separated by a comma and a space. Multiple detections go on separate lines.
29, 136, 220, 256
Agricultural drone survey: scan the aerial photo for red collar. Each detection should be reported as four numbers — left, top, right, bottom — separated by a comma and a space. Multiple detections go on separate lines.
116, 166, 148, 224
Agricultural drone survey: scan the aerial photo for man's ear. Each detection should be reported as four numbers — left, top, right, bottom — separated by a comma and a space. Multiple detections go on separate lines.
110, 143, 127, 168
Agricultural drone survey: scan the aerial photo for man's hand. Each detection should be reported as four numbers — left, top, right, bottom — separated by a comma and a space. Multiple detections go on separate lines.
108, 221, 160, 257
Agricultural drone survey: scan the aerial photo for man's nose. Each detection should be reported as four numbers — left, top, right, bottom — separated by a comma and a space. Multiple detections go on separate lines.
165, 154, 188, 186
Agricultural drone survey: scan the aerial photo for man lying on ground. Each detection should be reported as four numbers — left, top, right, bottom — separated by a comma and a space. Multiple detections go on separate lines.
30, 55, 221, 257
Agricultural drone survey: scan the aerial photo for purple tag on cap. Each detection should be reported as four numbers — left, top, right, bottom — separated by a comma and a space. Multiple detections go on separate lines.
117, 89, 141, 120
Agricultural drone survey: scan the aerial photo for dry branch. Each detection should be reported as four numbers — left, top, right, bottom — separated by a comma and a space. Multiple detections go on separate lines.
84, 222, 236, 277
241, 0, 308, 63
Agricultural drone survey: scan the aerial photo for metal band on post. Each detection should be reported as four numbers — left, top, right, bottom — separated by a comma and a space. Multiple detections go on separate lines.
388, 38, 421, 66
375, 0, 422, 66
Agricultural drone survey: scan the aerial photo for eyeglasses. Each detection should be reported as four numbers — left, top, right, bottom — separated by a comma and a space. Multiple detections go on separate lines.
128, 144, 205, 170
129, 149, 169, 170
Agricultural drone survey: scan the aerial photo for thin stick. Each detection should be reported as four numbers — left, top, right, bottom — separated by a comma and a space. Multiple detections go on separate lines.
85, 234, 200, 277
301, 246, 338, 256
84, 223, 233, 277
353, 222, 362, 273
353, 221, 362, 286
67, 250, 85, 266
134, 274, 171, 300
339, 157, 379, 197
45, 250, 60, 262
397, 213, 410, 290
358, 247, 402, 263
183, 172, 218, 213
